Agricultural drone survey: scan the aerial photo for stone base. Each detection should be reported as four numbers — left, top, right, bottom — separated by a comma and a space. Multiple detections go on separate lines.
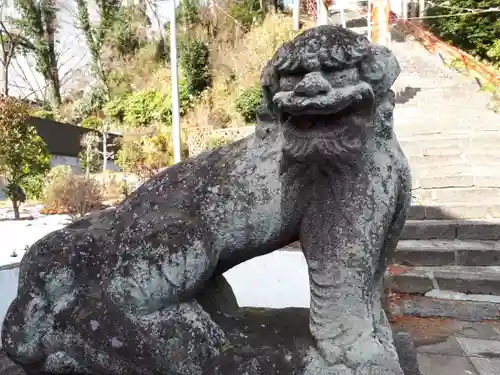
0, 324, 421, 375
201, 307, 421, 375
2, 276, 421, 375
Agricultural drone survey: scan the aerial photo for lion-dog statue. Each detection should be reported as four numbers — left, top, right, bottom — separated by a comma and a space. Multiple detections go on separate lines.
2, 25, 411, 375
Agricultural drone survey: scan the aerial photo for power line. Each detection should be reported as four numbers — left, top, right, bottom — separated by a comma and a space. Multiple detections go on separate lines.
404, 7, 500, 20
425, 0, 500, 13
354, 1, 499, 20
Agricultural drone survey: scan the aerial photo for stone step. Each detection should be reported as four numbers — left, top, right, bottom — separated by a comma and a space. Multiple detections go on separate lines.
395, 97, 494, 108
396, 129, 497, 139
408, 203, 500, 220
393, 239, 500, 267
399, 132, 500, 144
400, 137, 500, 158
408, 155, 500, 168
413, 174, 500, 189
401, 220, 500, 241
396, 96, 491, 106
388, 265, 500, 295
394, 114, 498, 126
387, 292, 500, 322
395, 124, 499, 137
394, 114, 498, 124
396, 102, 494, 112
402, 90, 488, 101
411, 164, 500, 179
403, 147, 500, 161
413, 187, 500, 204
397, 92, 491, 105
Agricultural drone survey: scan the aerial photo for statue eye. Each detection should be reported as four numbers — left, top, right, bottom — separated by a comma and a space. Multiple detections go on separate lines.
280, 76, 300, 91
323, 72, 346, 85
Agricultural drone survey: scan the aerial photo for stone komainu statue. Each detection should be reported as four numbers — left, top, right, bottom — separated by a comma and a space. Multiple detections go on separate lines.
2, 26, 411, 375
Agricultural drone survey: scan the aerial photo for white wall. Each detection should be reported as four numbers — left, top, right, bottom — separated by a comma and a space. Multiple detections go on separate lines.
0, 250, 310, 348
51, 155, 83, 173
0, 265, 20, 348
51, 155, 120, 173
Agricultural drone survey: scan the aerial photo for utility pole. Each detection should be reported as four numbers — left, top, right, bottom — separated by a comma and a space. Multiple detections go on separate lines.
169, 0, 182, 163
371, 0, 391, 46
316, 0, 328, 25
292, 0, 301, 31
367, 0, 372, 42
339, 5, 346, 28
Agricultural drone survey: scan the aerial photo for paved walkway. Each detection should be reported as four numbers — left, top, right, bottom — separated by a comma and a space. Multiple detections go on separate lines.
393, 317, 500, 375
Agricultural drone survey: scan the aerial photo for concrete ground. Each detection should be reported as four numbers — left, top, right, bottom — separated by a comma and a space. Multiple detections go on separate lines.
1, 317, 500, 375
392, 317, 500, 375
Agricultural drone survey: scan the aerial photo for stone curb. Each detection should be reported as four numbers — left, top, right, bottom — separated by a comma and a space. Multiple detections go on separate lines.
393, 240, 500, 267
389, 266, 500, 295
402, 220, 500, 241
408, 204, 500, 220
388, 294, 500, 322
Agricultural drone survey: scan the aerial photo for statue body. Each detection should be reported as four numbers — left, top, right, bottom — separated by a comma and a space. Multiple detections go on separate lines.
2, 26, 411, 375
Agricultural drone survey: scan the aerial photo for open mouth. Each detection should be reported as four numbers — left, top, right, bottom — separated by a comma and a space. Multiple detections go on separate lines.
282, 99, 369, 131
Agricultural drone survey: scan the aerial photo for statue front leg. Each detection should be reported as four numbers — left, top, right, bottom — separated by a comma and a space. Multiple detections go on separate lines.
300, 197, 404, 375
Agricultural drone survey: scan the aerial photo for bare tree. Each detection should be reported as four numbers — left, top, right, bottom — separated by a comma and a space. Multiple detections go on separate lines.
82, 118, 116, 173
13, 0, 62, 109
145, 0, 167, 57
80, 131, 99, 178
0, 1, 34, 95
75, 0, 122, 97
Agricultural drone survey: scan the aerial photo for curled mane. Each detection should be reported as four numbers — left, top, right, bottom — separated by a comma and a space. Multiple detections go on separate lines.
259, 25, 401, 119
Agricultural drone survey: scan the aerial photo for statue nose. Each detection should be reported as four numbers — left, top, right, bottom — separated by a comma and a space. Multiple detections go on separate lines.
293, 72, 331, 97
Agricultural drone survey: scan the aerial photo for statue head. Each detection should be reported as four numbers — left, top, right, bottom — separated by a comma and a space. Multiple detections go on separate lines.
259, 25, 400, 163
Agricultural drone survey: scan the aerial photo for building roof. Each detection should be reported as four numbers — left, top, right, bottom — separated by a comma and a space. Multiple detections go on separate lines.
28, 117, 121, 158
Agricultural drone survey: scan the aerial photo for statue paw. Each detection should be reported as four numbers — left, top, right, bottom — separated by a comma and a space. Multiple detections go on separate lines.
305, 336, 404, 375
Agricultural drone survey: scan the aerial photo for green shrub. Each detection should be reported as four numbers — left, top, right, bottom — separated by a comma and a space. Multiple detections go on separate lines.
116, 129, 189, 177
105, 82, 192, 127
0, 97, 51, 218
103, 97, 126, 123
228, 0, 264, 30
115, 136, 145, 174
425, 0, 500, 64
123, 89, 171, 126
46, 165, 73, 183
235, 86, 262, 123
487, 40, 500, 66
179, 38, 212, 96
108, 70, 133, 97
177, 0, 200, 28
80, 116, 103, 130
79, 149, 102, 174
74, 85, 108, 121
22, 174, 46, 200
31, 109, 55, 120
177, 79, 192, 115
108, 6, 147, 58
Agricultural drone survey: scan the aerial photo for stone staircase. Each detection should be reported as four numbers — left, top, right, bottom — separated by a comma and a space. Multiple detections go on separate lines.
385, 36, 500, 322
319, 14, 500, 321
